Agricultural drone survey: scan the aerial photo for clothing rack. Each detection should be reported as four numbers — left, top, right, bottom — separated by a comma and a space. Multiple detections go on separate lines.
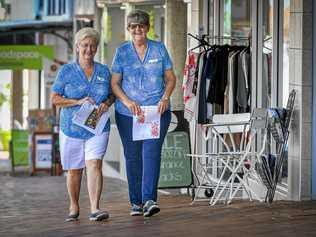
205, 35, 250, 46
187, 33, 211, 51
185, 32, 252, 200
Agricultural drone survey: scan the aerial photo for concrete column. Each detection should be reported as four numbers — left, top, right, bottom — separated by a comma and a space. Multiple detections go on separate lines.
100, 5, 109, 64
165, 0, 187, 111
28, 70, 39, 109
94, 2, 103, 62
288, 0, 313, 200
11, 70, 23, 127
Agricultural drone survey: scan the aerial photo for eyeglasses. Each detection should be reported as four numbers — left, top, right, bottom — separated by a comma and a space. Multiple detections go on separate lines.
79, 43, 97, 50
128, 23, 146, 30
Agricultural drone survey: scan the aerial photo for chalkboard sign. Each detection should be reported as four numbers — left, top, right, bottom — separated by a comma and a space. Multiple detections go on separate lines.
158, 131, 192, 188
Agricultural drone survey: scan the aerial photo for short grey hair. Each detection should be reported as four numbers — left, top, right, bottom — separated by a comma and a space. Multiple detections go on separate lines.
127, 10, 150, 27
74, 27, 100, 46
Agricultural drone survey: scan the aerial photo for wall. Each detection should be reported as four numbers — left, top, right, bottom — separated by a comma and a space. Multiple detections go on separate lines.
287, 0, 313, 200
5, 0, 35, 20
43, 30, 70, 108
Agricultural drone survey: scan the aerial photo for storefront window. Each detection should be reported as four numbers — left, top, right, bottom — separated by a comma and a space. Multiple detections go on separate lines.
261, 0, 273, 108
282, 0, 290, 106
224, 0, 251, 40
281, 0, 290, 184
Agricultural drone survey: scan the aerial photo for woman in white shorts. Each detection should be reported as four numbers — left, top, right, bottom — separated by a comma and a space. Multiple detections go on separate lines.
51, 27, 114, 222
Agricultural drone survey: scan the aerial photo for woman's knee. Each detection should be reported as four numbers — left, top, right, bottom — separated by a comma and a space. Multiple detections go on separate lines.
86, 159, 102, 171
68, 169, 83, 175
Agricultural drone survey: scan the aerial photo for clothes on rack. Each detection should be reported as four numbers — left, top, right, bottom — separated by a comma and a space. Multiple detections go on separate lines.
182, 51, 198, 122
183, 43, 251, 124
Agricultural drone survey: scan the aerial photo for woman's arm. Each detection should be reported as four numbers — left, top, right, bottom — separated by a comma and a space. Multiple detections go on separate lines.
158, 69, 176, 114
97, 93, 116, 115
51, 92, 94, 108
111, 73, 141, 115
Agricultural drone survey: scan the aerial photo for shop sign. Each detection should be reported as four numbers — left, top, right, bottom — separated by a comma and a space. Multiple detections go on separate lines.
158, 131, 192, 188
0, 45, 54, 70
34, 133, 52, 169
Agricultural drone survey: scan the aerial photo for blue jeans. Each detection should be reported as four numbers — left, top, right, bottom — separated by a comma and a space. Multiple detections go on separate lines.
115, 111, 171, 205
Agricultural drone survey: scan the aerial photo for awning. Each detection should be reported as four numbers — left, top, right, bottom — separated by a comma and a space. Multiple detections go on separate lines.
0, 19, 73, 36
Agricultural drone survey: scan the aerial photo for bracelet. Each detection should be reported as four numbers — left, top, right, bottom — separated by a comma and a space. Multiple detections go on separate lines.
161, 96, 169, 102
103, 100, 111, 107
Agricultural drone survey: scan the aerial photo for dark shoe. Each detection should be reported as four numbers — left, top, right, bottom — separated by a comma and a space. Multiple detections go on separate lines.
89, 210, 109, 221
143, 200, 160, 217
130, 204, 143, 216
65, 212, 79, 222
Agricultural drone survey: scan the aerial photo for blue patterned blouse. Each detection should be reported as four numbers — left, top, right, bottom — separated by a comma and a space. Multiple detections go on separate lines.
52, 61, 111, 139
111, 39, 173, 116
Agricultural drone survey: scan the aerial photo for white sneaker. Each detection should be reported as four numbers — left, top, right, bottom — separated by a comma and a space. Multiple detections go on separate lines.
130, 204, 143, 216
143, 200, 160, 217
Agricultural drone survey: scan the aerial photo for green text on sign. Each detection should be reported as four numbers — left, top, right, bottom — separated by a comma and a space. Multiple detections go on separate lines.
159, 131, 192, 188
0, 45, 54, 70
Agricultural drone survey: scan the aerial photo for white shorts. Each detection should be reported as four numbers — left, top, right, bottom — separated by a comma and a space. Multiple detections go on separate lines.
59, 130, 110, 170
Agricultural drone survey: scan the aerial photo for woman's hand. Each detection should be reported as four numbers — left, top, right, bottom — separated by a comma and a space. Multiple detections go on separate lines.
97, 102, 109, 117
158, 97, 169, 114
77, 97, 95, 106
125, 99, 142, 116
51, 93, 94, 108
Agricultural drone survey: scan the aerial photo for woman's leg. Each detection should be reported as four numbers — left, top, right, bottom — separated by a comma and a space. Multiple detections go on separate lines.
115, 112, 143, 206
86, 159, 103, 213
85, 132, 109, 213
142, 110, 171, 203
67, 169, 83, 215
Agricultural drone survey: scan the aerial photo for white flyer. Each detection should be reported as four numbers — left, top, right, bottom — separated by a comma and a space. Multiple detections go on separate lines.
132, 106, 161, 141
72, 101, 110, 135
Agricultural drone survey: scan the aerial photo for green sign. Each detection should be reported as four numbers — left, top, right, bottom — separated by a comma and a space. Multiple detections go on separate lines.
12, 130, 29, 166
0, 45, 54, 70
158, 131, 192, 188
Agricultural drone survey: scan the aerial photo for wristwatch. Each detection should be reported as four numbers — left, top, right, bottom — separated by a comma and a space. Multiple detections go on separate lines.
161, 96, 169, 102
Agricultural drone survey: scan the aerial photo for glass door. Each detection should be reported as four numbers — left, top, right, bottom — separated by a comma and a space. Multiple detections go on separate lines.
280, 0, 290, 184
261, 0, 274, 108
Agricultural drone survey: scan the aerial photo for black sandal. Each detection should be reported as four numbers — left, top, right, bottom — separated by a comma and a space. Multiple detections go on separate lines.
65, 212, 79, 222
89, 210, 109, 221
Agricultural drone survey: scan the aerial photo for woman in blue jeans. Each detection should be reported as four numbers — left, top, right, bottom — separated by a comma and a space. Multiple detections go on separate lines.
111, 10, 176, 217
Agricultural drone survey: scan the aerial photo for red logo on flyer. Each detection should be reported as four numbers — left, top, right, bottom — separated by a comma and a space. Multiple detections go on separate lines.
151, 122, 159, 137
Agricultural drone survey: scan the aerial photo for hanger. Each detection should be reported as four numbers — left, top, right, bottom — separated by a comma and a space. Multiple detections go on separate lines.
188, 33, 211, 52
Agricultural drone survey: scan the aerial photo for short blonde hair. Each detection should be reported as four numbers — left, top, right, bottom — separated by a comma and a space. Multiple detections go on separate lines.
75, 27, 100, 46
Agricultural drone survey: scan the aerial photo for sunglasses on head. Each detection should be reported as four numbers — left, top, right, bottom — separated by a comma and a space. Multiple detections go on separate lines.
128, 23, 146, 30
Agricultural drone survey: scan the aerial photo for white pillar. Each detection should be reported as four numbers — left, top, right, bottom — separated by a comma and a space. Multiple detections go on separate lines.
165, 0, 187, 111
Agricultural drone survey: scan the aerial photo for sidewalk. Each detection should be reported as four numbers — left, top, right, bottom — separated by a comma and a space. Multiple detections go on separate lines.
0, 174, 316, 237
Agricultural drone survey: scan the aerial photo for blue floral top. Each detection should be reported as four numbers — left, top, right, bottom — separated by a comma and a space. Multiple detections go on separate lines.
52, 61, 111, 139
111, 39, 173, 116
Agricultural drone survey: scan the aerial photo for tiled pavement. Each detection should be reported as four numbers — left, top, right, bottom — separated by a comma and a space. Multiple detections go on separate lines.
0, 174, 316, 237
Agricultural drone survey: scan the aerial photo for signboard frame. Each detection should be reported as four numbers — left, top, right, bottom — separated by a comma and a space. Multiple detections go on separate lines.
31, 132, 53, 175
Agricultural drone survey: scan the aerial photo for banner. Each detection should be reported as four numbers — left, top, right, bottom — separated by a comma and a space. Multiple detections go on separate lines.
0, 45, 54, 70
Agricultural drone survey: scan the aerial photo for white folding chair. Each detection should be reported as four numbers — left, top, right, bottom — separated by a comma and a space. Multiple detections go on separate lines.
188, 109, 269, 205
189, 113, 250, 204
